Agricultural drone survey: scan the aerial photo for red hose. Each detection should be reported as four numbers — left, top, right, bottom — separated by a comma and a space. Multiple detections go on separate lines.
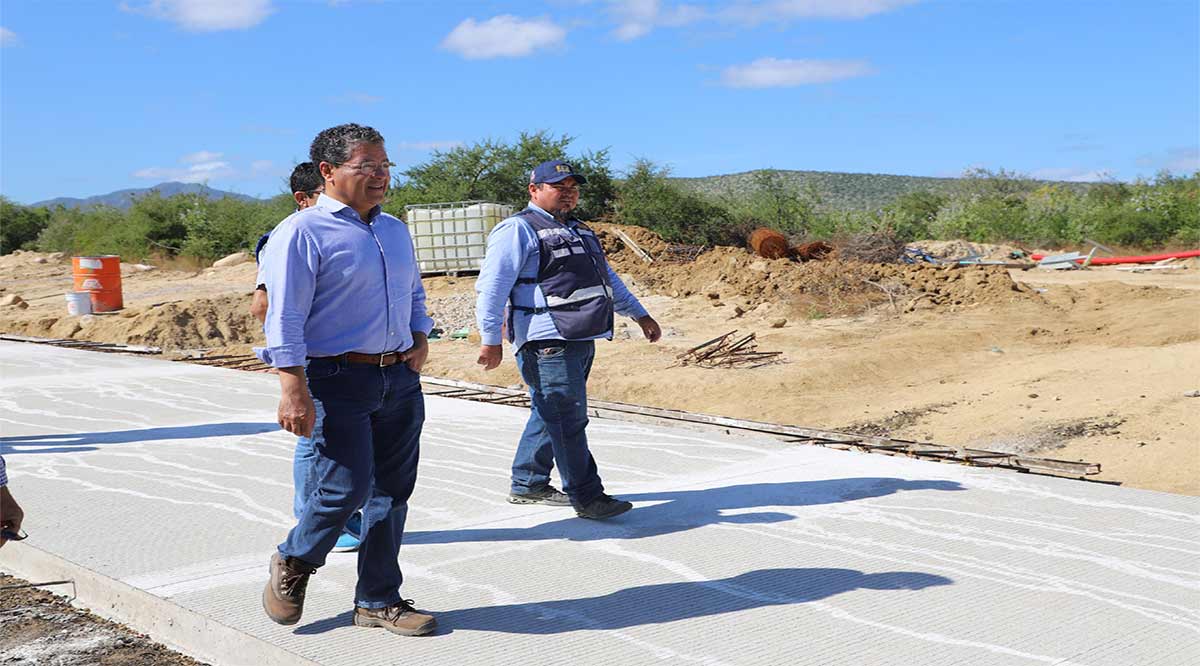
1030, 249, 1200, 265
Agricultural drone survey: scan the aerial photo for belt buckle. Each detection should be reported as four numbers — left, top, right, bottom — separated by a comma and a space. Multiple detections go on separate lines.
379, 353, 389, 368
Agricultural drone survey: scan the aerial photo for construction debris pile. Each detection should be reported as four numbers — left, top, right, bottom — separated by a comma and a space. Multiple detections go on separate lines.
671, 330, 783, 369
594, 223, 1039, 315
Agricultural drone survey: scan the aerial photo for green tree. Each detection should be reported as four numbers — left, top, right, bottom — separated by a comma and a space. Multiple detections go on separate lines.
881, 190, 946, 241
615, 159, 734, 245
0, 197, 51, 254
723, 169, 818, 237
387, 131, 617, 220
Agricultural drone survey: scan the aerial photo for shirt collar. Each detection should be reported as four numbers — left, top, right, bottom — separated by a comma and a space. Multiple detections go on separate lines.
527, 201, 576, 226
317, 193, 382, 224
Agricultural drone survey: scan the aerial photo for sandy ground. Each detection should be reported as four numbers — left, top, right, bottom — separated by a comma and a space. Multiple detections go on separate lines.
1, 238, 1197, 495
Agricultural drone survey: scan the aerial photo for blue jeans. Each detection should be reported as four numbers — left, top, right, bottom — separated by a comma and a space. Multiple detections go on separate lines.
294, 400, 363, 539
279, 357, 424, 609
512, 339, 604, 506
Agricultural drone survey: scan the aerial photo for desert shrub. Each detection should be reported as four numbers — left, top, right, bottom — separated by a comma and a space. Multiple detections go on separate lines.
0, 197, 51, 253
615, 159, 736, 245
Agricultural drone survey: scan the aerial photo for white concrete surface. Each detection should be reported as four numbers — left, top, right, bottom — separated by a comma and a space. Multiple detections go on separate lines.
1, 341, 1198, 666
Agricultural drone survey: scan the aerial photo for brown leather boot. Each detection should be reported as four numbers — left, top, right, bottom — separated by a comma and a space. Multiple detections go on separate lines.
262, 552, 316, 625
352, 600, 437, 636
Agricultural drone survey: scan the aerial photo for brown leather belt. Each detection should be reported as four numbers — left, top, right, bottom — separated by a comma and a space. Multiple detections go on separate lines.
314, 351, 406, 367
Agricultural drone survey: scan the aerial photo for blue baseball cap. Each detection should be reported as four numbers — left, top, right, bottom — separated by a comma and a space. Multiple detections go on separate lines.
530, 160, 588, 185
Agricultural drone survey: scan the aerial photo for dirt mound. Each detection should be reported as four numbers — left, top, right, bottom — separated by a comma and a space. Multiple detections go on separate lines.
593, 222, 671, 259
909, 239, 1025, 261
595, 225, 1038, 314
3, 294, 262, 350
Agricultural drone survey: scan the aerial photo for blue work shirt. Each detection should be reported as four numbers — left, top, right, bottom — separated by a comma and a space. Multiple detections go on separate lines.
255, 193, 434, 368
475, 202, 648, 349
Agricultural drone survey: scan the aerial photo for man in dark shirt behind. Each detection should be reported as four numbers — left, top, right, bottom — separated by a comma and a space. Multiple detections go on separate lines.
251, 163, 365, 553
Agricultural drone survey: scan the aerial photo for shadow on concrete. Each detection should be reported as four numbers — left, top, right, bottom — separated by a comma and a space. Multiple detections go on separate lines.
0, 422, 279, 453
296, 568, 952, 636
406, 478, 964, 544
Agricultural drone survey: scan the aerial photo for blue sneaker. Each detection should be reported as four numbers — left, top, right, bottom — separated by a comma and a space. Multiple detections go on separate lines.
333, 512, 363, 553
333, 532, 361, 552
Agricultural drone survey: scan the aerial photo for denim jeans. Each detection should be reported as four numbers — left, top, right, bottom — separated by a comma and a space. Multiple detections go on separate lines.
279, 356, 423, 609
512, 339, 604, 506
294, 400, 363, 539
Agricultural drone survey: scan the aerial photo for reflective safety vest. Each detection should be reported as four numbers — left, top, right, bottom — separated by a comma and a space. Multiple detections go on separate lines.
506, 208, 614, 342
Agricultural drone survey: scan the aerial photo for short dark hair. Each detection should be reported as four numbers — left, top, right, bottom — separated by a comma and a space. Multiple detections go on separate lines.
289, 162, 322, 194
309, 123, 385, 167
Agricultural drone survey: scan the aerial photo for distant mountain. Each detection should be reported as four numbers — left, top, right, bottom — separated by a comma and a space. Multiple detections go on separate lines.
671, 169, 1093, 211
30, 182, 262, 210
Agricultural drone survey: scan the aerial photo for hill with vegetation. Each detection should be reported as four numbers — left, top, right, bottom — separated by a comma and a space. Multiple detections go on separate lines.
31, 182, 257, 211
671, 169, 1091, 212
1, 131, 1195, 258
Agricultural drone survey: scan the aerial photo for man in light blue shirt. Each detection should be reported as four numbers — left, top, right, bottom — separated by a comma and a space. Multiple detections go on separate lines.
256, 123, 436, 637
476, 160, 662, 520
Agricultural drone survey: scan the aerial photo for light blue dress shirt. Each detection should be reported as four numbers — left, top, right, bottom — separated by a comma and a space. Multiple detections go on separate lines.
255, 193, 434, 368
475, 203, 649, 349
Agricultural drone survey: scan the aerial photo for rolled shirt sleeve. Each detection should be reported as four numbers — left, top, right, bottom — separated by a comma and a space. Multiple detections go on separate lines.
256, 221, 319, 368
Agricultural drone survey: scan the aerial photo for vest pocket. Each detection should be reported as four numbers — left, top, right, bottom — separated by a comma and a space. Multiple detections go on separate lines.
549, 295, 613, 339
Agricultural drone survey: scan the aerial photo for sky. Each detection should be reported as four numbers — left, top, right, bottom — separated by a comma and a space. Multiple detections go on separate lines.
1, 0, 1197, 204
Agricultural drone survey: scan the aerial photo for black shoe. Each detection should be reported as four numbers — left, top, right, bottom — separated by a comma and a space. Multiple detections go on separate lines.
508, 485, 572, 506
575, 494, 633, 520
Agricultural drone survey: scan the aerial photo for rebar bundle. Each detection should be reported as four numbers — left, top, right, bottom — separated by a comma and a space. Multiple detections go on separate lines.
672, 330, 784, 369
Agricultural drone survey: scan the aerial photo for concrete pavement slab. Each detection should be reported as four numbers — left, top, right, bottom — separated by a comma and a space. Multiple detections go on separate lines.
1, 342, 1198, 665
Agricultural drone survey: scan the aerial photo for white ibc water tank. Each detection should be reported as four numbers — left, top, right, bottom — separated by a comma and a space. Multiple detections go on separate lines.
408, 208, 435, 264
406, 201, 514, 274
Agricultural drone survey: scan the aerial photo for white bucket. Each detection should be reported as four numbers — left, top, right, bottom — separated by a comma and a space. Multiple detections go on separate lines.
65, 291, 92, 316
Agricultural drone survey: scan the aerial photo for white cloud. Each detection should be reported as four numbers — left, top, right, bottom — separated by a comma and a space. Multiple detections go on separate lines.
182, 150, 223, 164
251, 160, 274, 173
0, 27, 18, 47
719, 58, 873, 88
603, 0, 915, 39
1136, 146, 1200, 173
1029, 167, 1111, 183
720, 0, 919, 25
120, 0, 274, 32
133, 151, 238, 183
441, 15, 566, 59
1163, 147, 1200, 173
609, 0, 706, 41
395, 140, 464, 151
133, 163, 233, 183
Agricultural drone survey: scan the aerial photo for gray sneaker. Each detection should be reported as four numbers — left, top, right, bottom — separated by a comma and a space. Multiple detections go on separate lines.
508, 485, 571, 506
575, 494, 633, 520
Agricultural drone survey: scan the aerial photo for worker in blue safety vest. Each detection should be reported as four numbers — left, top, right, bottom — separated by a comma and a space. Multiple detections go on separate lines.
475, 160, 662, 520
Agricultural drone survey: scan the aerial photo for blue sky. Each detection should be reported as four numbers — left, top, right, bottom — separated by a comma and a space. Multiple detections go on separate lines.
1, 0, 1197, 204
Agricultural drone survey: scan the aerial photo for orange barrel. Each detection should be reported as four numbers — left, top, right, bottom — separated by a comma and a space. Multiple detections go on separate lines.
72, 255, 124, 312
749, 228, 790, 259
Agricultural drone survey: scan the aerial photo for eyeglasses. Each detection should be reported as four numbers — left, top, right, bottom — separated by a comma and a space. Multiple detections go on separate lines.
338, 161, 395, 175
543, 183, 580, 193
